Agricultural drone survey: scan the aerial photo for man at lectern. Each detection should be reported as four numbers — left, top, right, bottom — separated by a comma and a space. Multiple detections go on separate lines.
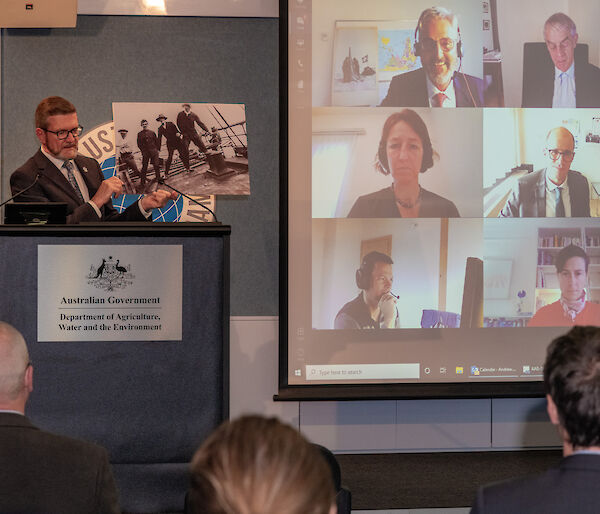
334, 251, 400, 329
470, 326, 600, 513
0, 321, 120, 513
10, 96, 176, 224
498, 126, 590, 217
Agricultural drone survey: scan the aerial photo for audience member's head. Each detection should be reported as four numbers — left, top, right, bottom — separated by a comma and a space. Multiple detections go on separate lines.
544, 326, 600, 453
189, 415, 336, 514
0, 322, 32, 412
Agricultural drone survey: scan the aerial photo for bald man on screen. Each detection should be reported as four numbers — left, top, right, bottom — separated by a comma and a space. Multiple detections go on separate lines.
499, 126, 590, 217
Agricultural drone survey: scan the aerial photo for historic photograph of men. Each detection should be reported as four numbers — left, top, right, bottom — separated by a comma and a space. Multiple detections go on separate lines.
112, 102, 250, 195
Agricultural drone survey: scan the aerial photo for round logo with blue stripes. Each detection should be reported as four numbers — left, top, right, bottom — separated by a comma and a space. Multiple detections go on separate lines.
78, 122, 188, 222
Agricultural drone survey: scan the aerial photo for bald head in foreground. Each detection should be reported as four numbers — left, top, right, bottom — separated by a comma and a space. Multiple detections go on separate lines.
0, 322, 120, 513
471, 326, 600, 513
499, 126, 590, 217
188, 415, 337, 514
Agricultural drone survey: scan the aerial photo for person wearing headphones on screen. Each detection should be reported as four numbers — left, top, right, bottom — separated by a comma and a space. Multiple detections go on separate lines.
334, 251, 400, 329
380, 7, 485, 107
347, 109, 460, 218
528, 245, 600, 327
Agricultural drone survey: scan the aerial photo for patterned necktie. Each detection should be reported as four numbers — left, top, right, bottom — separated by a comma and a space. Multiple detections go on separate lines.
63, 160, 85, 203
432, 92, 447, 107
555, 187, 565, 217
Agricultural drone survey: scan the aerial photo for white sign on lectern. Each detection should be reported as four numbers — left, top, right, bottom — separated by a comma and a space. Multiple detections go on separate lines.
38, 245, 183, 341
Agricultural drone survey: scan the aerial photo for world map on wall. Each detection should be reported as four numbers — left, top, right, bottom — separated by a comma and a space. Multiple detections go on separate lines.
378, 29, 419, 73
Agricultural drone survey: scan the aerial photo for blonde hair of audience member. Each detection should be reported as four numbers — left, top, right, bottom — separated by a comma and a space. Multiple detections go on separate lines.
189, 415, 337, 514
0, 322, 33, 412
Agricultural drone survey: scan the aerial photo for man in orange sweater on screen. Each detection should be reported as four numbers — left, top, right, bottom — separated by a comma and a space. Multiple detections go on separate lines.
528, 245, 600, 327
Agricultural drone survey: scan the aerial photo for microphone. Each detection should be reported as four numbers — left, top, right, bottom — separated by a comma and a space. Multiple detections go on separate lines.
0, 173, 41, 209
155, 178, 219, 223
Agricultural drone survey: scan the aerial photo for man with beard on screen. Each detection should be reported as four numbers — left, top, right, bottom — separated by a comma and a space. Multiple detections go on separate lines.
380, 6, 485, 107
334, 251, 400, 329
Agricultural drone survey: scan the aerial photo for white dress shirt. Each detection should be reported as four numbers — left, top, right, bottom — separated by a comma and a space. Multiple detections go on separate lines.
545, 171, 572, 217
552, 62, 577, 108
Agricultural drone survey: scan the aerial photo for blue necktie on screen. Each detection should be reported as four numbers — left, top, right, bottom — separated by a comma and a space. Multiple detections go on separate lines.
556, 72, 576, 108
63, 160, 85, 203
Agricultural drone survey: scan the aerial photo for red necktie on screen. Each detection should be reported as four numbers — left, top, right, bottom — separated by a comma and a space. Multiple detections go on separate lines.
432, 92, 447, 107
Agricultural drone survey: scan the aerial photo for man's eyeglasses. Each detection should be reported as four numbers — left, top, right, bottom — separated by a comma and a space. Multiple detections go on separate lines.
419, 37, 456, 53
43, 126, 84, 140
547, 149, 575, 161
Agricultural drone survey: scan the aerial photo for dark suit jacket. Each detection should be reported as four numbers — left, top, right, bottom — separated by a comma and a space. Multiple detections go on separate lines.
10, 149, 147, 224
470, 454, 600, 514
176, 110, 208, 136
137, 129, 160, 154
347, 185, 460, 218
158, 121, 183, 148
499, 168, 590, 217
0, 412, 120, 514
522, 60, 600, 108
380, 68, 485, 107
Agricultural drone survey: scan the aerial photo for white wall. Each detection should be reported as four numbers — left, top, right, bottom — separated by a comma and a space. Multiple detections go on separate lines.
483, 109, 519, 188
483, 219, 538, 317
312, 107, 483, 218
312, 0, 484, 106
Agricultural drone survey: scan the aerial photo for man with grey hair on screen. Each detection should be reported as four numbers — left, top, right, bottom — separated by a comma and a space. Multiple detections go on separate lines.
522, 12, 600, 107
380, 6, 485, 107
0, 321, 120, 513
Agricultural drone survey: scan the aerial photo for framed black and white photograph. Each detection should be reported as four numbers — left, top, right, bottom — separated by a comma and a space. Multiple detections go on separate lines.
113, 102, 249, 196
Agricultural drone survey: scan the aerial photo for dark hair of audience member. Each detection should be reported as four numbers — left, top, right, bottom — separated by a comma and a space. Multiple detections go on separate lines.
544, 326, 600, 448
189, 415, 336, 514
